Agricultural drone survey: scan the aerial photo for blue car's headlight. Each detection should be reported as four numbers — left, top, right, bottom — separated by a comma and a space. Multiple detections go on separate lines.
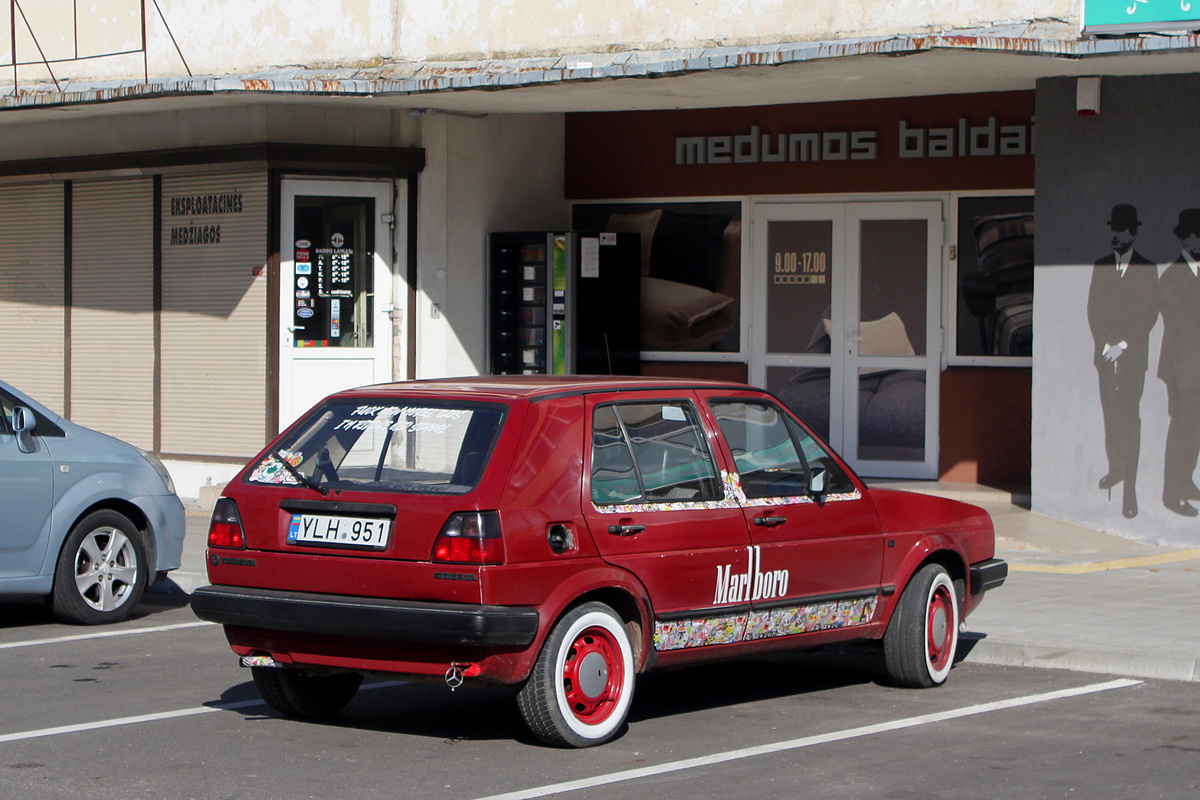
136, 448, 177, 495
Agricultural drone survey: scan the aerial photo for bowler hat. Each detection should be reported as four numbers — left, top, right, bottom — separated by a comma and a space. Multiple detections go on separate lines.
1173, 209, 1200, 240
1107, 204, 1140, 231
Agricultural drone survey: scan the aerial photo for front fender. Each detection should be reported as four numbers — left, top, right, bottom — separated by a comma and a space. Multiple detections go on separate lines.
41, 472, 185, 576
880, 532, 971, 624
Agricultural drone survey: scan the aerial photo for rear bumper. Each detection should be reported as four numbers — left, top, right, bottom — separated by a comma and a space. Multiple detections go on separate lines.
191, 584, 539, 647
969, 558, 1008, 596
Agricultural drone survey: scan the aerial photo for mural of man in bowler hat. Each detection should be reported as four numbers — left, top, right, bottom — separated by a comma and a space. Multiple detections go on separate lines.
1158, 208, 1200, 516
1087, 203, 1158, 518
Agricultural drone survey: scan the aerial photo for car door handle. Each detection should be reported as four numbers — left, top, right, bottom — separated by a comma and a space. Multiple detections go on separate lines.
753, 516, 787, 527
607, 524, 645, 536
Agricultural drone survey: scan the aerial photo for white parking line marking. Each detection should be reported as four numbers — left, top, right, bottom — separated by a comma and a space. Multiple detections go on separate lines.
0, 621, 216, 651
0, 681, 405, 745
472, 678, 1142, 800
0, 700, 254, 744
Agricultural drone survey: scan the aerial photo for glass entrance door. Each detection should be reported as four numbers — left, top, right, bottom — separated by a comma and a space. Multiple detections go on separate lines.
279, 179, 399, 430
750, 201, 943, 479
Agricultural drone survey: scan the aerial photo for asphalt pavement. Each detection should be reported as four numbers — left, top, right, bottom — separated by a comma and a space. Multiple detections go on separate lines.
163, 482, 1200, 684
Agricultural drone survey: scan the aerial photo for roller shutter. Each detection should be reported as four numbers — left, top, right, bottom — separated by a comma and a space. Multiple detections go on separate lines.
160, 173, 268, 458
70, 179, 154, 448
0, 183, 66, 411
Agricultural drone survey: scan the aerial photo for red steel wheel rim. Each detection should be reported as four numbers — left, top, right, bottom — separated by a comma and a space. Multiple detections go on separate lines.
926, 584, 954, 671
562, 626, 624, 724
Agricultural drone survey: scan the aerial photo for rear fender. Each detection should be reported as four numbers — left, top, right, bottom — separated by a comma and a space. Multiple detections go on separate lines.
497, 564, 654, 683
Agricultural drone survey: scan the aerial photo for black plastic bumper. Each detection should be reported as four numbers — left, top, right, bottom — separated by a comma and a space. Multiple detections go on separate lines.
969, 558, 1008, 596
191, 585, 540, 648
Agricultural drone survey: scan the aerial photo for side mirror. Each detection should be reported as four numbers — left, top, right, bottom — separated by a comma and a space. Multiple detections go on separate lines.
11, 405, 37, 454
809, 468, 827, 507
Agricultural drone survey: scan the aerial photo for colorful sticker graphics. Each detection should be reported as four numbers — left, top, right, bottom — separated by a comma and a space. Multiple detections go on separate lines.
653, 596, 879, 652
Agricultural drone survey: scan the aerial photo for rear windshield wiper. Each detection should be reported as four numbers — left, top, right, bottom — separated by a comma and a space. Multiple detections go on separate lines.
273, 450, 329, 496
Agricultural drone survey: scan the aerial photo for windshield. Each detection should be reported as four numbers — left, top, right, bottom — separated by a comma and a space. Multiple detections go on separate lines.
247, 400, 507, 495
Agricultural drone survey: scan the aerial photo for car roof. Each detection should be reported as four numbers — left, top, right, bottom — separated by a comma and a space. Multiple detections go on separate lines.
330, 375, 758, 403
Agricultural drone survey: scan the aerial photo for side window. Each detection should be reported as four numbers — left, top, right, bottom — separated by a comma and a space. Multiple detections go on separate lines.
786, 415, 855, 495
710, 401, 809, 499
591, 401, 722, 505
591, 406, 642, 503
0, 393, 12, 434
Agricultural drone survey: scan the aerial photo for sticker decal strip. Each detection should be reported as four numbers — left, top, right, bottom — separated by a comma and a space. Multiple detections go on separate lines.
653, 596, 879, 652
593, 470, 860, 514
655, 614, 748, 651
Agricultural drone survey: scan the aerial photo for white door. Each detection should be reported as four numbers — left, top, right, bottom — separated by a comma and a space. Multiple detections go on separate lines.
750, 201, 943, 479
279, 179, 399, 431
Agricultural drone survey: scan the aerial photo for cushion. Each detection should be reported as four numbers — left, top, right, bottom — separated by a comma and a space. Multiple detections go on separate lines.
641, 276, 736, 351
823, 311, 916, 357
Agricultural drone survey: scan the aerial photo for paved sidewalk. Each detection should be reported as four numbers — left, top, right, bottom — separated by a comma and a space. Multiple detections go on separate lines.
874, 482, 1200, 683
167, 483, 1200, 683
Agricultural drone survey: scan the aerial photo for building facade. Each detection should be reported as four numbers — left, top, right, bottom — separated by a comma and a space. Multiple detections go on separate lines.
3, 1, 1200, 546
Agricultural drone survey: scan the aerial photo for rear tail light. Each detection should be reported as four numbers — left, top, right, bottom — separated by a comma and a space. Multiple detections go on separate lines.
208, 497, 246, 549
432, 511, 504, 565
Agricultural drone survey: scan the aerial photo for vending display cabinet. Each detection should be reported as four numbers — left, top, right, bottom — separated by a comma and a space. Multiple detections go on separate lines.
487, 232, 640, 376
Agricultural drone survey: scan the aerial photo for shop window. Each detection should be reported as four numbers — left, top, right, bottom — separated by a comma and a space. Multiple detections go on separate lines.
954, 195, 1034, 361
572, 202, 741, 355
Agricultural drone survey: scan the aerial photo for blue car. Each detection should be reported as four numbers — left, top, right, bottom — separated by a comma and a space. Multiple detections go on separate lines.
0, 380, 186, 624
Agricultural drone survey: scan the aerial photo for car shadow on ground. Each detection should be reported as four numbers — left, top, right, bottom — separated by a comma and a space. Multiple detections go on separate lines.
628, 650, 879, 725
0, 583, 193, 631
206, 645, 923, 746
211, 676, 530, 742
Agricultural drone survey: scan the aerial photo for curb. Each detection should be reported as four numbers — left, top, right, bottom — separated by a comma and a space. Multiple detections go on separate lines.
961, 633, 1199, 683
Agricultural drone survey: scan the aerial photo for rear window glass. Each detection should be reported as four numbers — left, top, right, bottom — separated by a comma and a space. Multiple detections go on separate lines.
248, 401, 506, 495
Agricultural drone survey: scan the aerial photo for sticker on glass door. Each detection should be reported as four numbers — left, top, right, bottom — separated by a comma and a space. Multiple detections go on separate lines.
292, 196, 375, 348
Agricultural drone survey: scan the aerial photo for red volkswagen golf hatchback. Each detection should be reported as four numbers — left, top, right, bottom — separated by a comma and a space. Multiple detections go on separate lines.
192, 376, 1005, 747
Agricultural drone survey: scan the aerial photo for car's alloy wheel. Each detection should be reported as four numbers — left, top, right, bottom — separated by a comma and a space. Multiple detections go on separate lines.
252, 667, 363, 719
883, 563, 959, 688
517, 602, 635, 747
51, 510, 147, 625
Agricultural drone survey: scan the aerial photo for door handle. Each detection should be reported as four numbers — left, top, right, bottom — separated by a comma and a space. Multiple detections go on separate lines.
753, 516, 787, 527
607, 523, 645, 536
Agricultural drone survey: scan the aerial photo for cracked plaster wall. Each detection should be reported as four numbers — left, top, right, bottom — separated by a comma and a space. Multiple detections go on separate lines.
2, 1, 1076, 84
400, 1, 1076, 61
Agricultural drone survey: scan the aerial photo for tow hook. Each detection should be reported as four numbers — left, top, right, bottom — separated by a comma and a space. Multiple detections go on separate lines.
445, 662, 480, 690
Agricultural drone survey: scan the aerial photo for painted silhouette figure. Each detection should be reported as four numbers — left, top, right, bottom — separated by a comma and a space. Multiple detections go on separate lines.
1087, 204, 1158, 518
1158, 208, 1200, 517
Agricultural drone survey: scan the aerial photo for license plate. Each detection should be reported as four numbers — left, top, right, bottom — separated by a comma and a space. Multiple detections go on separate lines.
287, 513, 391, 550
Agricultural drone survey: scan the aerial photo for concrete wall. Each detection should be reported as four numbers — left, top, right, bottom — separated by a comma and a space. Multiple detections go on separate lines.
5, 1, 395, 83
400, 1, 1075, 60
416, 111, 567, 378
1033, 74, 1200, 546
4, 1, 1076, 84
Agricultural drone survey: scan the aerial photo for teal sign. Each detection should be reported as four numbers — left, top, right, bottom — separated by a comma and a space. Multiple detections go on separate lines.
1084, 0, 1200, 33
